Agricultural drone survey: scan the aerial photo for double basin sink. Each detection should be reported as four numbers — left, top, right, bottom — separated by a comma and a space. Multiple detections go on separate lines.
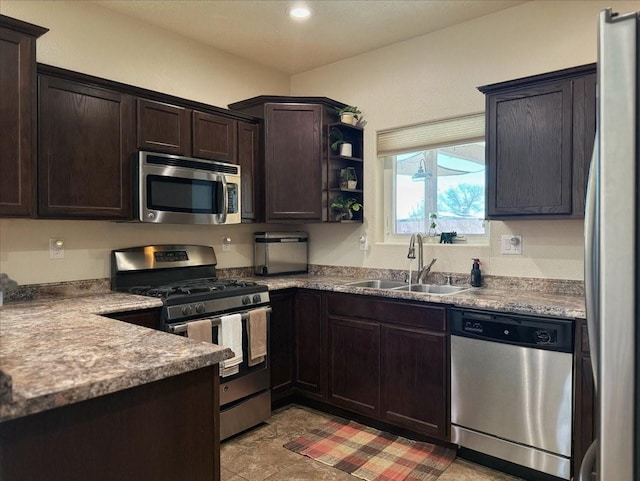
341, 279, 471, 295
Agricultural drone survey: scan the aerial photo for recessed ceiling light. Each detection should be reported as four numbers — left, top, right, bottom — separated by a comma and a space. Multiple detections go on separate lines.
288, 6, 312, 20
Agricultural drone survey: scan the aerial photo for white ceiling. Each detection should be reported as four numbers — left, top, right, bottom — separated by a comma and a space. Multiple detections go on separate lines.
94, 0, 529, 74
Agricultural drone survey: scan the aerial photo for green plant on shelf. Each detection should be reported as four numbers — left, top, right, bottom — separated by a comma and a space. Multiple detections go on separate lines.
330, 194, 362, 221
335, 106, 362, 126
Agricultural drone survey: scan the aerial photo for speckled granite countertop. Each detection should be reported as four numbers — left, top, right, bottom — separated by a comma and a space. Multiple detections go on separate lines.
255, 274, 586, 319
0, 292, 231, 423
0, 273, 584, 424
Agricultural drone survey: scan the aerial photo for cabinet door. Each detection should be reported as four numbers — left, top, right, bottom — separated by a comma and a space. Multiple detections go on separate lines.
237, 121, 261, 222
0, 22, 43, 217
327, 316, 380, 417
270, 290, 295, 402
192, 111, 236, 162
381, 324, 447, 440
487, 80, 573, 217
571, 73, 597, 217
293, 290, 325, 399
137, 98, 190, 156
265, 104, 323, 222
38, 75, 135, 219
104, 308, 161, 330
573, 320, 596, 476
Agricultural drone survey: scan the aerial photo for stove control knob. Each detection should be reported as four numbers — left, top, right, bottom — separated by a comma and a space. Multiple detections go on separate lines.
181, 305, 193, 316
242, 295, 251, 305
195, 303, 206, 314
253, 294, 262, 304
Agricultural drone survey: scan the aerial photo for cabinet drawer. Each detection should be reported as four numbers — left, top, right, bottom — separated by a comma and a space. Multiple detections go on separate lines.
327, 293, 446, 332
327, 292, 382, 319
382, 301, 446, 331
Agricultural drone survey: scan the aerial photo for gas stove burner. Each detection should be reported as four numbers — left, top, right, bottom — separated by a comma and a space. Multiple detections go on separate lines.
127, 278, 260, 300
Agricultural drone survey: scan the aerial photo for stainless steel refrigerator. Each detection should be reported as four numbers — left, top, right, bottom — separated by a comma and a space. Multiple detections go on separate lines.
583, 8, 639, 481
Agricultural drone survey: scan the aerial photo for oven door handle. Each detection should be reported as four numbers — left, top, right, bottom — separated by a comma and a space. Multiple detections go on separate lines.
168, 307, 271, 334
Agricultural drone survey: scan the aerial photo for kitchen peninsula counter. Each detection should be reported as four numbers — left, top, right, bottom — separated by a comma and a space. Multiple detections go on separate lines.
0, 292, 231, 423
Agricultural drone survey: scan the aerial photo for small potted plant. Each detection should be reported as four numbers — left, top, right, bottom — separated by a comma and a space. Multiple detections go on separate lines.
337, 167, 358, 189
329, 127, 353, 157
330, 194, 362, 221
335, 106, 361, 126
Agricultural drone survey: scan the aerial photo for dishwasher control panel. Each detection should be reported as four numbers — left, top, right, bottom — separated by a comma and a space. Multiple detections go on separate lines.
451, 308, 573, 353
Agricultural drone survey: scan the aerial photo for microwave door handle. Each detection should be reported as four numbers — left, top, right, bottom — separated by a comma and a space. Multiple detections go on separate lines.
220, 174, 228, 223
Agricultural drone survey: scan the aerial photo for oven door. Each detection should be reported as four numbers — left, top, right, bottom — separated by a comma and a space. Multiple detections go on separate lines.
166, 306, 272, 439
138, 151, 241, 225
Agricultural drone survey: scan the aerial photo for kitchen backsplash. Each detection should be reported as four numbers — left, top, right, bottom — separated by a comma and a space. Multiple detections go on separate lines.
3, 265, 584, 303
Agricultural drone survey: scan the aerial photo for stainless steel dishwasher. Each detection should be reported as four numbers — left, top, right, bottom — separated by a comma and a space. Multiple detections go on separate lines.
450, 308, 574, 480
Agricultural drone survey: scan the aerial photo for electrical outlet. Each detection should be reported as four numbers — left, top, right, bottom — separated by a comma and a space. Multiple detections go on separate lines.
49, 238, 65, 259
222, 237, 231, 252
501, 235, 522, 255
359, 235, 369, 251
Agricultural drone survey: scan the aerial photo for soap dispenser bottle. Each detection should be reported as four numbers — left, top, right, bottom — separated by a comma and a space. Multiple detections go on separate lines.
470, 258, 482, 287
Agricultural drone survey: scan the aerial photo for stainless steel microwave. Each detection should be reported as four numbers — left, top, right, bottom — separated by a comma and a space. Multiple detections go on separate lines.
136, 151, 241, 224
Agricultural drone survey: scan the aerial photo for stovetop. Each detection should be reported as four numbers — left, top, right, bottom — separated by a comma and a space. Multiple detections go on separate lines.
111, 245, 269, 323
127, 278, 264, 302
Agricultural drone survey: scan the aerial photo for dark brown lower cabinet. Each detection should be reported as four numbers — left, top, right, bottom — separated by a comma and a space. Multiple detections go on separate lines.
328, 316, 380, 417
270, 289, 295, 402
103, 307, 161, 330
293, 289, 326, 399
573, 320, 596, 476
0, 366, 220, 481
325, 292, 449, 441
381, 324, 447, 439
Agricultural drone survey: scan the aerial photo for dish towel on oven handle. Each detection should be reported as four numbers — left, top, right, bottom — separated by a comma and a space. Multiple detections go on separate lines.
219, 313, 243, 377
247, 308, 267, 366
186, 318, 212, 343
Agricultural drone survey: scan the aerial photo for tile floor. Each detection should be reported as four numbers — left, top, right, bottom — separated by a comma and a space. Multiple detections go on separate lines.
220, 404, 523, 481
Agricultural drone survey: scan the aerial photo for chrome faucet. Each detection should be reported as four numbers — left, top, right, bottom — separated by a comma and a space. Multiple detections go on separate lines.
407, 233, 437, 284
420, 257, 437, 284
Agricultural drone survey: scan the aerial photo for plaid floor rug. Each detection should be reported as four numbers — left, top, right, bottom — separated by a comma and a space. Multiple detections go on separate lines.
284, 418, 456, 481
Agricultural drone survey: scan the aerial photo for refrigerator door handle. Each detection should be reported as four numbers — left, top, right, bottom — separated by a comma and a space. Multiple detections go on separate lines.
578, 439, 598, 481
584, 138, 599, 391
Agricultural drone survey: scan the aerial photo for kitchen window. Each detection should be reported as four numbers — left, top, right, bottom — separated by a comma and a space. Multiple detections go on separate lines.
378, 113, 487, 242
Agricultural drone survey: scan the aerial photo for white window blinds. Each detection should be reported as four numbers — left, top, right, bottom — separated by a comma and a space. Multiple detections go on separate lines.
377, 112, 485, 157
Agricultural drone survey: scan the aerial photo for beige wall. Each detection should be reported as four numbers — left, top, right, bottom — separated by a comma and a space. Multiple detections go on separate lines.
0, 0, 289, 285
1, 0, 637, 285
293, 0, 638, 281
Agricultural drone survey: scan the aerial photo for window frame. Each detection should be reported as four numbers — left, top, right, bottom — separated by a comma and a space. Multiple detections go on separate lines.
378, 113, 489, 245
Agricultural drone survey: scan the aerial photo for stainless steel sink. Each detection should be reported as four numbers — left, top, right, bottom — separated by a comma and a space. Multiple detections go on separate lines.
392, 284, 471, 295
341, 279, 408, 289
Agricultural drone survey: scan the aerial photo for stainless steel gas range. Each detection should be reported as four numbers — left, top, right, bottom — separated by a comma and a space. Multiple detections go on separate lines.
111, 244, 271, 440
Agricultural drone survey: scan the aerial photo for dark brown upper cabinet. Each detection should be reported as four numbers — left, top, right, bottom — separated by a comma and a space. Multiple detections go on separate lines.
136, 98, 190, 156
0, 15, 47, 217
192, 110, 237, 162
137, 99, 239, 163
229, 96, 360, 224
237, 120, 261, 222
38, 73, 135, 219
479, 64, 596, 219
